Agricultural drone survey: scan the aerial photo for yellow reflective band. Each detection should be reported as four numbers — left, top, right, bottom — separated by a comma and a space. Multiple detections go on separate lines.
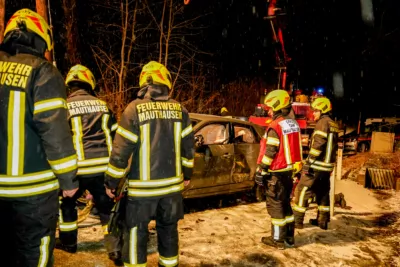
7, 90, 25, 176
271, 218, 287, 226
261, 155, 273, 165
139, 124, 150, 181
292, 204, 307, 213
181, 124, 192, 138
78, 157, 109, 167
0, 170, 55, 185
59, 221, 78, 232
71, 116, 85, 160
313, 160, 334, 167
310, 164, 332, 172
325, 133, 334, 163
34, 98, 67, 114
77, 165, 108, 175
318, 206, 330, 212
285, 215, 295, 223
117, 126, 138, 143
266, 137, 280, 146
0, 180, 59, 197
298, 186, 308, 207
102, 114, 113, 155
38, 236, 50, 267
283, 134, 292, 165
261, 170, 268, 175
128, 182, 184, 197
314, 130, 328, 138
48, 155, 77, 175
175, 122, 182, 178
182, 157, 194, 168
129, 226, 138, 265
106, 164, 126, 178
263, 133, 267, 139
159, 255, 179, 267
309, 148, 321, 157
123, 263, 147, 267
128, 176, 183, 188
111, 123, 118, 131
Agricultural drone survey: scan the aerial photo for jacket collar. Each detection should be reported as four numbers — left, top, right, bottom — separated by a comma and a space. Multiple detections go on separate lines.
137, 84, 169, 101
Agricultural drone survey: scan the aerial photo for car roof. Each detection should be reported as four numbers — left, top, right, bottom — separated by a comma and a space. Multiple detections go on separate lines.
189, 113, 264, 137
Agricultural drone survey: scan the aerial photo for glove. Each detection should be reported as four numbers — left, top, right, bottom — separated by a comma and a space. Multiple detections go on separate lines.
255, 167, 267, 186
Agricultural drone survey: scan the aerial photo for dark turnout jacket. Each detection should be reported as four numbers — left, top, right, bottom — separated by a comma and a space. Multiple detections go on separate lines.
67, 89, 117, 177
0, 51, 78, 198
105, 84, 194, 199
307, 115, 339, 172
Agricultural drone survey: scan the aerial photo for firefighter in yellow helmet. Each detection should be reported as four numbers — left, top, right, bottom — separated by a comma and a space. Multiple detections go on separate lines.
255, 89, 303, 249
0, 9, 78, 266
55, 64, 122, 265
104, 61, 194, 267
293, 97, 339, 230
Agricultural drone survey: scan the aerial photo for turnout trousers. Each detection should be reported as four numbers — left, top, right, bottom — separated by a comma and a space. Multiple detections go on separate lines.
265, 172, 295, 242
123, 193, 184, 267
58, 175, 121, 253
0, 190, 58, 267
292, 170, 331, 226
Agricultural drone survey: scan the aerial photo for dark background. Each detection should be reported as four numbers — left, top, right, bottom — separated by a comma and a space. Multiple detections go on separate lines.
4, 0, 400, 123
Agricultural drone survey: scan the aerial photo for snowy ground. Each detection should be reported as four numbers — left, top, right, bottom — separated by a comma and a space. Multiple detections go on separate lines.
54, 154, 400, 267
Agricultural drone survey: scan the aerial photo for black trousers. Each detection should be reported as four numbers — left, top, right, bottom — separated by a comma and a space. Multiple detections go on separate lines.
0, 190, 58, 267
293, 170, 331, 225
265, 172, 294, 242
58, 175, 121, 253
122, 194, 184, 267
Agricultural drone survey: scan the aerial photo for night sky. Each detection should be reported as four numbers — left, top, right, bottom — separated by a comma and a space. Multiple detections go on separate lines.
4, 0, 400, 122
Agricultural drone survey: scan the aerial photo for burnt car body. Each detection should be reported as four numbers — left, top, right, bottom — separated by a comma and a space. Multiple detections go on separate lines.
182, 113, 264, 199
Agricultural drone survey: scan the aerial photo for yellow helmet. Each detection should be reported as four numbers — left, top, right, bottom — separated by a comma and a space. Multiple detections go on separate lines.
139, 61, 172, 89
65, 64, 96, 90
221, 107, 228, 113
293, 161, 303, 174
4, 9, 53, 51
264, 89, 290, 111
311, 97, 332, 113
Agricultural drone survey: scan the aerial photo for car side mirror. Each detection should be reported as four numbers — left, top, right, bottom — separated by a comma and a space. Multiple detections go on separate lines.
194, 134, 204, 147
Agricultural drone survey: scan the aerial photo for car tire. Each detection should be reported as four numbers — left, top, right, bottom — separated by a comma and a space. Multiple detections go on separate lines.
255, 185, 266, 202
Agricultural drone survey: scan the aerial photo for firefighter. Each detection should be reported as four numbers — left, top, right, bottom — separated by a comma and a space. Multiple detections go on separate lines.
292, 97, 339, 230
104, 61, 194, 267
0, 9, 78, 266
255, 90, 303, 250
55, 64, 122, 263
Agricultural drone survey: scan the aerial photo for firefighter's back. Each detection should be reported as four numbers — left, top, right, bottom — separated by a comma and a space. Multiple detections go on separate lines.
127, 97, 188, 198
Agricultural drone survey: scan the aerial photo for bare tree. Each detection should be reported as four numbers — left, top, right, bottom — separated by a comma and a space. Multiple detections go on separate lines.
62, 0, 81, 66
0, 0, 5, 43
90, 0, 150, 117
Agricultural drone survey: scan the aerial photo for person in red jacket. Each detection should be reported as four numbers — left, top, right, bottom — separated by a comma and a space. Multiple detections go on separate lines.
255, 89, 303, 250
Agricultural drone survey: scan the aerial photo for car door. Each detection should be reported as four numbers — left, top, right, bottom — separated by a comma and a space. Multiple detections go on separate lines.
231, 123, 261, 192
184, 122, 234, 198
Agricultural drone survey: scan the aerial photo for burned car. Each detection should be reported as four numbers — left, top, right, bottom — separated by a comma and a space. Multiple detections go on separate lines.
182, 113, 265, 199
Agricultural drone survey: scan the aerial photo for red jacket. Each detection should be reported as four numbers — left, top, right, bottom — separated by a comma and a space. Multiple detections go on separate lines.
258, 115, 302, 172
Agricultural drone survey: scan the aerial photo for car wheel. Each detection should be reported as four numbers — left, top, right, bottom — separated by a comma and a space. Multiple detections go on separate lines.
255, 185, 266, 202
